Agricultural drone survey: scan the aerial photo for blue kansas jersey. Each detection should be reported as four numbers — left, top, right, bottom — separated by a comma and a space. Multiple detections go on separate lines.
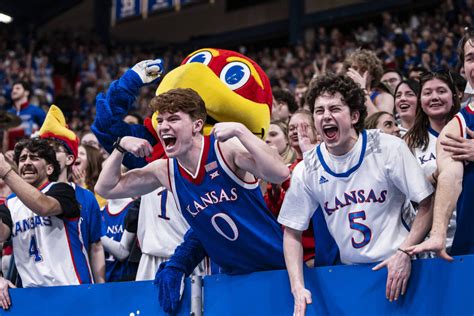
452, 106, 474, 255
168, 135, 285, 275
102, 199, 138, 282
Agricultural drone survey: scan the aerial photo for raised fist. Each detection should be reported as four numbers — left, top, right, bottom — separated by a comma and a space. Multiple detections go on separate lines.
132, 59, 164, 84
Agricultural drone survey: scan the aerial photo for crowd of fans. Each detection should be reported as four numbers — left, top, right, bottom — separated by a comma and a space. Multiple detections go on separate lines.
0, 0, 473, 313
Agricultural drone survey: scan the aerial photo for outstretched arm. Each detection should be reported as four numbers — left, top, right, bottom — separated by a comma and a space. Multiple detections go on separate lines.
212, 122, 289, 183
284, 227, 312, 316
0, 154, 76, 217
406, 118, 464, 260
154, 229, 207, 314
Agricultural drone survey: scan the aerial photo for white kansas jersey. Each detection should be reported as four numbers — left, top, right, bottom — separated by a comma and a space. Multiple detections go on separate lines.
138, 187, 190, 257
413, 127, 438, 178
279, 130, 433, 264
6, 182, 92, 287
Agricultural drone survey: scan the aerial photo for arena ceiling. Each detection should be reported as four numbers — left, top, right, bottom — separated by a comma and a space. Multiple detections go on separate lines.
0, 0, 82, 27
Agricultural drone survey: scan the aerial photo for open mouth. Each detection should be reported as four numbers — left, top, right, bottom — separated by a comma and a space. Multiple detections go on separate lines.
323, 126, 338, 140
21, 167, 36, 176
162, 135, 177, 149
399, 103, 411, 110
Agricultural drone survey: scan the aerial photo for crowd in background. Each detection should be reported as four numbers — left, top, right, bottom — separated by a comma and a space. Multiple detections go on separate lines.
0, 1, 472, 138
0, 0, 472, 296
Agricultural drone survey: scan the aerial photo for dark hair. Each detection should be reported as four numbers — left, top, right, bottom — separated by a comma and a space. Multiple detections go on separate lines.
382, 68, 403, 79
405, 71, 460, 151
149, 88, 206, 125
12, 80, 32, 98
46, 138, 74, 176
125, 112, 144, 125
364, 111, 394, 130
394, 79, 421, 98
273, 90, 298, 114
81, 144, 105, 192
14, 138, 60, 181
457, 27, 474, 64
306, 73, 367, 133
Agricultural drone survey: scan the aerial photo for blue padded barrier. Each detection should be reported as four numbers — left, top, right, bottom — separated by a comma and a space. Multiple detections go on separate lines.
3, 256, 474, 315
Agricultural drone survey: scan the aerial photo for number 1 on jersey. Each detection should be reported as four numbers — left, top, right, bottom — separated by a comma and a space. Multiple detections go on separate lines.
29, 235, 43, 262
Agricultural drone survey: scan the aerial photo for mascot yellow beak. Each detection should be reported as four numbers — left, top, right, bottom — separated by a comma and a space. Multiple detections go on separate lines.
154, 62, 270, 139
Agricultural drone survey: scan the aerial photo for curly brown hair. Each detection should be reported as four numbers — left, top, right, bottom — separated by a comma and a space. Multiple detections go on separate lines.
149, 88, 207, 125
14, 138, 60, 181
343, 49, 384, 88
306, 73, 367, 134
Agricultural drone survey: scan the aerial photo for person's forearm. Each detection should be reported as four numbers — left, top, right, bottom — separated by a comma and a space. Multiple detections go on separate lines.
283, 228, 306, 294
430, 170, 462, 238
90, 241, 105, 283
236, 126, 289, 183
400, 195, 433, 249
100, 233, 134, 261
95, 150, 125, 196
3, 171, 62, 216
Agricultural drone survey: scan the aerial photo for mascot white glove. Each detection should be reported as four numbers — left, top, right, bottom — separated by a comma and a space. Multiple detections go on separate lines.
132, 59, 164, 84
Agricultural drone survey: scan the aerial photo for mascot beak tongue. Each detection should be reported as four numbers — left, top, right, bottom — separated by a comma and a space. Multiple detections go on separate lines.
156, 63, 270, 139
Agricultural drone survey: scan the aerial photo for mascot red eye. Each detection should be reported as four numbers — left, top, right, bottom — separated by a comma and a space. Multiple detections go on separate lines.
219, 61, 251, 91
186, 51, 212, 66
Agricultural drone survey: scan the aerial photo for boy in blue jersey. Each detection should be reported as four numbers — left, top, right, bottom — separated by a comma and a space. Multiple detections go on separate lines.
407, 29, 474, 258
96, 88, 289, 313
0, 138, 90, 310
38, 105, 105, 283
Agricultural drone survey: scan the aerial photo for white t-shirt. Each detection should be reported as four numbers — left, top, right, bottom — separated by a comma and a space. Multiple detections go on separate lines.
278, 130, 433, 264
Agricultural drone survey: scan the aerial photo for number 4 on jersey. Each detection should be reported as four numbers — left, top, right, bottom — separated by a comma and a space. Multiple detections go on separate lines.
29, 235, 43, 262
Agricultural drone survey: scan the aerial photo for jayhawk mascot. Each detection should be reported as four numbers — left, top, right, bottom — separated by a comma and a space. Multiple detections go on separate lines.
91, 48, 275, 313
92, 48, 272, 169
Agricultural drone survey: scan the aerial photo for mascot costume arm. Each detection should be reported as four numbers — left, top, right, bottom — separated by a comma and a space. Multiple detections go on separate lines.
154, 229, 207, 313
91, 59, 164, 169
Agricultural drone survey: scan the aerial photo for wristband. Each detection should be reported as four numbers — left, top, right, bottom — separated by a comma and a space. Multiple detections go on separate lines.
113, 137, 127, 154
397, 248, 411, 258
0, 168, 13, 180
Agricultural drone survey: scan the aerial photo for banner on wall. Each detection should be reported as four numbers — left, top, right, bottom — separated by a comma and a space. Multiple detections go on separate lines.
112, 0, 211, 25
112, 0, 142, 25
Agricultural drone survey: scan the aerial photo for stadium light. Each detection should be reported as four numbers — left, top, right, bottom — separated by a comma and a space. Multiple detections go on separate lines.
0, 13, 13, 24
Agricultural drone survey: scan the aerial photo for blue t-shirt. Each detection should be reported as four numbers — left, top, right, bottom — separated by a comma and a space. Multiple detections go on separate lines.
8, 103, 46, 135
168, 135, 285, 275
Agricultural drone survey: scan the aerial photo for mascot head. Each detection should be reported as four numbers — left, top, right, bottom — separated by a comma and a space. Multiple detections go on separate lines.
151, 48, 272, 139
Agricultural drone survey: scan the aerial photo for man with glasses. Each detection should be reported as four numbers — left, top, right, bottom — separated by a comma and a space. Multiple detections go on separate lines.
38, 105, 105, 283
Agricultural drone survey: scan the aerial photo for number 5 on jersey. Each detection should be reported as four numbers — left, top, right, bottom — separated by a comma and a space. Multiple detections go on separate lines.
348, 211, 371, 248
